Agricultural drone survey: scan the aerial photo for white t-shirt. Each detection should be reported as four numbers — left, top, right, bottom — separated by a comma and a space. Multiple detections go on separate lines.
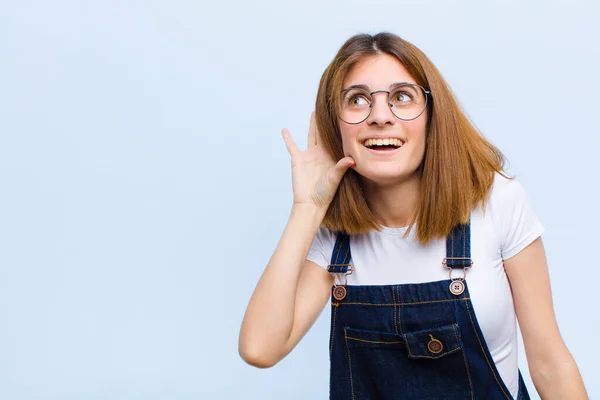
307, 172, 544, 399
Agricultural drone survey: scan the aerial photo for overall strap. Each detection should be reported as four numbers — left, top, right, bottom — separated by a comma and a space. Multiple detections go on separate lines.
327, 232, 352, 273
444, 220, 473, 269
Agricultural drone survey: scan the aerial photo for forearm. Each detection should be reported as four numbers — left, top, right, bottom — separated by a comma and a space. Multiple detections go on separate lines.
238, 204, 326, 365
531, 354, 588, 400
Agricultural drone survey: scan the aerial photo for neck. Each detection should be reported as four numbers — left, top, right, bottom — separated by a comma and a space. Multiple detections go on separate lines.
361, 173, 421, 228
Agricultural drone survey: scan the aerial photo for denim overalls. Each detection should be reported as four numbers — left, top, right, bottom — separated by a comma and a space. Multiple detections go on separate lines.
326, 220, 530, 400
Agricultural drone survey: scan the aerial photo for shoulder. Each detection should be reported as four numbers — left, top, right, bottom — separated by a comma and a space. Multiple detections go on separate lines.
307, 226, 340, 269
485, 172, 545, 259
490, 172, 526, 201
485, 172, 531, 214
314, 225, 338, 246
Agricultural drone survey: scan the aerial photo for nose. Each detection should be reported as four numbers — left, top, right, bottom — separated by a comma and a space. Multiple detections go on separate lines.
366, 90, 396, 126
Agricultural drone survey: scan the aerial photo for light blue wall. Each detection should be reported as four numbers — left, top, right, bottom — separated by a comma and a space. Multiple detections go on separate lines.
1, 1, 598, 398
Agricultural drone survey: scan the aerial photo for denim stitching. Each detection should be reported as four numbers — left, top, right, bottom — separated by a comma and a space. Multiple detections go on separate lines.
464, 299, 511, 399
402, 332, 461, 359
398, 286, 404, 335
346, 337, 404, 345
343, 328, 355, 400
402, 332, 413, 358
329, 236, 344, 285
463, 225, 467, 261
342, 238, 350, 265
407, 346, 462, 359
336, 298, 470, 307
332, 237, 343, 266
330, 305, 337, 357
453, 323, 474, 400
393, 286, 399, 335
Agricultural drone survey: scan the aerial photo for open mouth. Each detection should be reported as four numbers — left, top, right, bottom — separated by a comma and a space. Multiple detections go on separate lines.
363, 138, 404, 151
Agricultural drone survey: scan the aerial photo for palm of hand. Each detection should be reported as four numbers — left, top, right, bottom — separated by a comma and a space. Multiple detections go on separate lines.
282, 113, 355, 210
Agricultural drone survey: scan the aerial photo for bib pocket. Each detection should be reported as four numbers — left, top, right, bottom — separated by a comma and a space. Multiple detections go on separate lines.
344, 324, 473, 400
402, 323, 463, 359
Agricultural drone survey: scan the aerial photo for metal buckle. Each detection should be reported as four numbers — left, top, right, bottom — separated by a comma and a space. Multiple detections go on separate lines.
441, 257, 473, 266
442, 258, 472, 296
327, 263, 354, 274
329, 263, 353, 301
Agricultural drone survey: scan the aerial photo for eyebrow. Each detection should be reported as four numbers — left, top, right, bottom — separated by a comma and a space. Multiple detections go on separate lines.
342, 82, 413, 91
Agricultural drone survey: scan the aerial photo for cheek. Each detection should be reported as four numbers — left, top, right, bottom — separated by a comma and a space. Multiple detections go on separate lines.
405, 121, 428, 161
339, 126, 360, 154
406, 116, 427, 133
407, 119, 428, 144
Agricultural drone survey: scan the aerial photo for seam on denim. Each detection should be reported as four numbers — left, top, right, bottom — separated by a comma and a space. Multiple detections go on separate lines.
463, 225, 467, 261
342, 238, 350, 265
398, 286, 405, 335
393, 286, 398, 335
408, 346, 462, 359
344, 328, 355, 400
463, 225, 467, 270
402, 332, 413, 358
465, 299, 511, 399
330, 305, 337, 357
337, 298, 470, 307
334, 235, 343, 263
395, 286, 402, 335
346, 337, 404, 345
453, 323, 474, 400
398, 286, 404, 334
329, 235, 345, 277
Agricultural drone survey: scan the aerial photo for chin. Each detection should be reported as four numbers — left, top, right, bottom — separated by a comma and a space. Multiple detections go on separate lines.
356, 165, 418, 186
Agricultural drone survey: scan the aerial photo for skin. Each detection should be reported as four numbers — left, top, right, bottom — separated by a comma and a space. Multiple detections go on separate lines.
339, 53, 427, 228
239, 53, 588, 399
505, 240, 587, 398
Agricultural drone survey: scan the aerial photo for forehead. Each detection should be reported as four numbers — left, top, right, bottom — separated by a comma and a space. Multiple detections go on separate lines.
342, 53, 416, 89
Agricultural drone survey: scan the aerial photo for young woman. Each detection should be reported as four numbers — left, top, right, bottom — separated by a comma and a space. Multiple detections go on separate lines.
238, 32, 587, 399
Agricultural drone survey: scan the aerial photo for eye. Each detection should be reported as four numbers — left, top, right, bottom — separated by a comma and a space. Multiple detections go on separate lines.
391, 91, 413, 103
342, 89, 371, 108
390, 85, 422, 106
349, 95, 369, 106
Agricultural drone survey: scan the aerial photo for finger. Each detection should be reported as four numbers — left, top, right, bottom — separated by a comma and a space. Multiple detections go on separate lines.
307, 112, 317, 148
335, 156, 355, 170
328, 156, 356, 185
282, 128, 300, 158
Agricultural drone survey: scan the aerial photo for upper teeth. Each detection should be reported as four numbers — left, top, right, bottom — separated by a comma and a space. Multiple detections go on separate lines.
364, 138, 403, 148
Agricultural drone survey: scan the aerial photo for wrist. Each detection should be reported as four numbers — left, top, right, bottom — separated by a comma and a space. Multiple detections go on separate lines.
290, 203, 327, 225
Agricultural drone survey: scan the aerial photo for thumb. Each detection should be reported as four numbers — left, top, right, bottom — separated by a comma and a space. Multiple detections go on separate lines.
311, 156, 356, 207
328, 156, 355, 185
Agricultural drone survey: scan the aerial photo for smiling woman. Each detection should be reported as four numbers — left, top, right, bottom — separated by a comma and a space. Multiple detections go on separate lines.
238, 32, 588, 400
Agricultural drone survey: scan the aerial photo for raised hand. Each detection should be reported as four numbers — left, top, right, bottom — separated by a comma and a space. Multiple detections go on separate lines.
282, 112, 355, 211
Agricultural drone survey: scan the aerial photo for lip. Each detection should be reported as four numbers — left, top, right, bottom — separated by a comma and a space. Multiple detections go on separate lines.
363, 145, 403, 156
361, 136, 406, 156
361, 136, 406, 145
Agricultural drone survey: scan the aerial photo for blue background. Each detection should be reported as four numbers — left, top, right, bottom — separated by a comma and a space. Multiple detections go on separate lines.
1, 1, 598, 398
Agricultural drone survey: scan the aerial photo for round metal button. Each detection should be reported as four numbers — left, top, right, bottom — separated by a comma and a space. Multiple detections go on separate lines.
427, 335, 443, 354
449, 280, 465, 296
333, 286, 347, 301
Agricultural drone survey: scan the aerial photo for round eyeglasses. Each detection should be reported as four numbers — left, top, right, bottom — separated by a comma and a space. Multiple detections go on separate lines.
339, 83, 431, 125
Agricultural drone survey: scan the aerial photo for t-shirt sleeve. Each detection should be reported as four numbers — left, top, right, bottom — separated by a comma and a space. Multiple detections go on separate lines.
306, 226, 337, 269
494, 177, 545, 260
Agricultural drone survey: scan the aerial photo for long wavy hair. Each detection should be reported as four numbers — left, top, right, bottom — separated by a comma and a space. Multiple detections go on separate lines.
315, 32, 511, 245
